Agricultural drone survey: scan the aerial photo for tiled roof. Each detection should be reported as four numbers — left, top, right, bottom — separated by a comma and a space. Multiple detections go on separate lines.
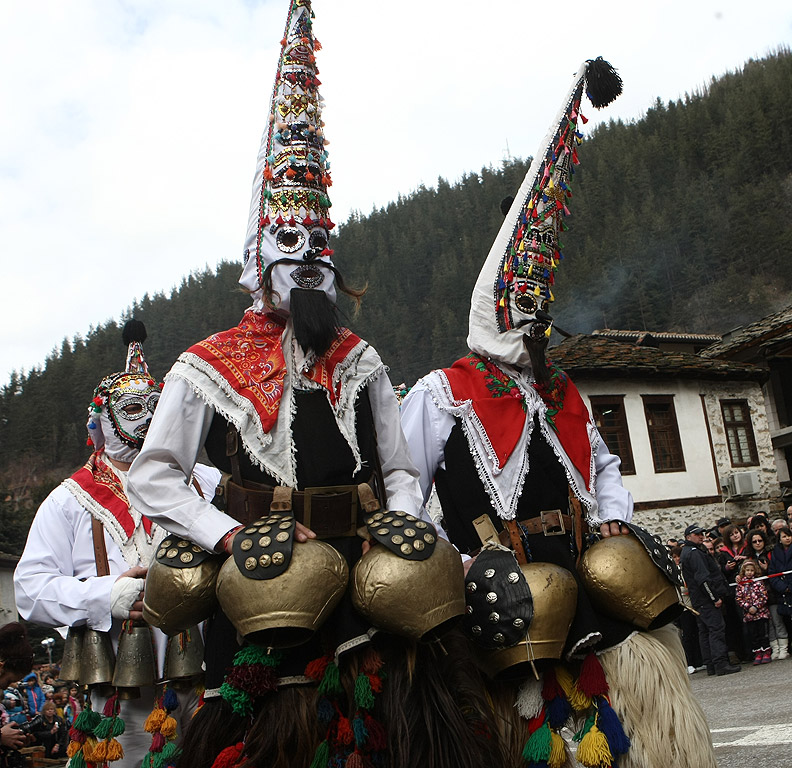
548, 334, 767, 382
701, 304, 792, 358
592, 329, 722, 345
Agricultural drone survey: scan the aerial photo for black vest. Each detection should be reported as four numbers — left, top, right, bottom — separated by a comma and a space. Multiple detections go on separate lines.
204, 388, 378, 489
434, 416, 570, 553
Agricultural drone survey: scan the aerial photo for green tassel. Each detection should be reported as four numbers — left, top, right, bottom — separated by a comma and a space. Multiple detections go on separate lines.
70, 751, 87, 768
233, 645, 281, 667
113, 717, 126, 737
522, 722, 552, 763
93, 718, 113, 740
354, 674, 375, 710
574, 711, 597, 742
309, 739, 329, 768
74, 708, 102, 733
219, 683, 253, 717
318, 662, 342, 695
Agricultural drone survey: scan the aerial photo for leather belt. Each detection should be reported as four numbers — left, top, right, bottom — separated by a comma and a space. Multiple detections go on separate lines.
225, 478, 360, 538
468, 509, 573, 556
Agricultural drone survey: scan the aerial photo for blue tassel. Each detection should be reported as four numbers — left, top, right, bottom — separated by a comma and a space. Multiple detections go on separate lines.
162, 688, 179, 712
352, 715, 368, 747
597, 697, 630, 756
317, 696, 334, 726
546, 695, 571, 729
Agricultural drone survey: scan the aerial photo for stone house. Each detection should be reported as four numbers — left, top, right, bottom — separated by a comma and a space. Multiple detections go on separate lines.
701, 304, 792, 495
549, 334, 782, 540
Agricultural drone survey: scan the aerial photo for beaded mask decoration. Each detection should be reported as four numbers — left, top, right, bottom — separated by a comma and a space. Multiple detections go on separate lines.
239, 0, 336, 313
87, 321, 162, 459
467, 58, 622, 368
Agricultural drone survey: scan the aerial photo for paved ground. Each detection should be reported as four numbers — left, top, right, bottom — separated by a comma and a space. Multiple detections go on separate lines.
689, 655, 792, 766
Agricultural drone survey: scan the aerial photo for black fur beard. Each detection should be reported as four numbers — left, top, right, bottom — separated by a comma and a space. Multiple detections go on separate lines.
290, 288, 342, 358
524, 334, 551, 386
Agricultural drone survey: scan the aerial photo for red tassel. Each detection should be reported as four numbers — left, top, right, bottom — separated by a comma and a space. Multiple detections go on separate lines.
150, 732, 166, 752
578, 653, 609, 697
313, 39, 322, 51
368, 674, 382, 694
210, 742, 245, 768
321, 248, 334, 257
287, 215, 296, 226
260, 214, 270, 227
305, 170, 315, 182
86, 438, 94, 447
336, 715, 354, 746
305, 655, 331, 681
580, 114, 588, 124
527, 711, 545, 734
285, 168, 296, 180
102, 694, 118, 717
363, 715, 387, 751
275, 214, 285, 226
542, 667, 564, 701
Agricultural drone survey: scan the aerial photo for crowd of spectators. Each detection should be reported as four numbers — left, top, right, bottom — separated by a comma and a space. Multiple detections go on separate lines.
0, 635, 86, 767
670, 505, 792, 675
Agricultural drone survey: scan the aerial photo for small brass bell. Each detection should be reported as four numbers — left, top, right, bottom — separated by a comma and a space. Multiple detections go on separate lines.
80, 630, 115, 686
59, 626, 85, 681
164, 627, 205, 681
112, 622, 157, 696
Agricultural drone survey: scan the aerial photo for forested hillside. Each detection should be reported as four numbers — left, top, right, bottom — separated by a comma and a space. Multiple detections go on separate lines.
1, 50, 790, 553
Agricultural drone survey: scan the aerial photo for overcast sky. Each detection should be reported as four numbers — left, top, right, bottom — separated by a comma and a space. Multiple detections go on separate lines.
2, 0, 791, 387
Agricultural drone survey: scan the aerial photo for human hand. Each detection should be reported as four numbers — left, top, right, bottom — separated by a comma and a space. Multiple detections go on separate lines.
714, 599, 723, 608
599, 521, 629, 538
52, 743, 59, 753
749, 606, 757, 614
111, 566, 147, 621
1, 723, 25, 750
726, 560, 736, 570
295, 521, 316, 543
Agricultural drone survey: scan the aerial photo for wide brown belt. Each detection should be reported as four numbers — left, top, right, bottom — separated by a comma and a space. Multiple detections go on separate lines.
225, 478, 361, 538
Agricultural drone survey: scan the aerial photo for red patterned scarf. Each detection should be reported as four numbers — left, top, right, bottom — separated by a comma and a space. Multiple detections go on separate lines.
185, 310, 363, 432
443, 353, 592, 488
69, 450, 152, 537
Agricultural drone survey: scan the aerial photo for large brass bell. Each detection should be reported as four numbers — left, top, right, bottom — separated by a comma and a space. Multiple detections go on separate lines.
112, 622, 157, 698
216, 538, 349, 648
579, 534, 683, 630
143, 550, 222, 637
80, 629, 116, 687
351, 537, 465, 641
475, 562, 577, 679
59, 626, 85, 681
164, 627, 205, 681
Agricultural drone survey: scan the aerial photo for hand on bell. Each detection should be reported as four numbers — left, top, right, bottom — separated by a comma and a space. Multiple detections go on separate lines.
295, 521, 316, 543
111, 566, 148, 621
599, 521, 629, 538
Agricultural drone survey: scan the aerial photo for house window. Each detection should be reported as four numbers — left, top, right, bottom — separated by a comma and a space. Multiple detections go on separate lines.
721, 400, 759, 467
642, 395, 685, 472
590, 396, 635, 474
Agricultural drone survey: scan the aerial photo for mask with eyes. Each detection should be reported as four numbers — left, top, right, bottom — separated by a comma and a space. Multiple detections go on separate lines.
86, 320, 162, 463
238, 1, 336, 314
467, 58, 622, 369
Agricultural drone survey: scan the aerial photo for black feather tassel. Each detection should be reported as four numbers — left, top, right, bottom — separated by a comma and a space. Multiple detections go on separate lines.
122, 319, 147, 346
584, 57, 623, 108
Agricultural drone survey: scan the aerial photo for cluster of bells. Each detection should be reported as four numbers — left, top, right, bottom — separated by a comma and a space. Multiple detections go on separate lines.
61, 520, 682, 690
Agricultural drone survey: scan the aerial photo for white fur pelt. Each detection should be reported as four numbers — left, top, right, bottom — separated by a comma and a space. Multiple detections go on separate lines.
598, 625, 717, 768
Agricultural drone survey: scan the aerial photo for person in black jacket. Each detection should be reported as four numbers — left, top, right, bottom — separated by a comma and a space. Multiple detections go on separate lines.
680, 524, 741, 676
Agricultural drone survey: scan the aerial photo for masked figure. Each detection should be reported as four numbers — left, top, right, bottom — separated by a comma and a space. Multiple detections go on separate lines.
14, 321, 219, 768
401, 60, 718, 768
128, 4, 498, 768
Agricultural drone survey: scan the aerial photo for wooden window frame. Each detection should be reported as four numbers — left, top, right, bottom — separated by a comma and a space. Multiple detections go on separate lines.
642, 395, 686, 473
720, 399, 759, 467
589, 395, 635, 475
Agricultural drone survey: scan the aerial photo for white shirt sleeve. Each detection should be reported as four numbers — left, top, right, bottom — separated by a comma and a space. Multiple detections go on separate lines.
127, 377, 240, 552
592, 434, 634, 524
14, 488, 121, 631
366, 374, 441, 535
399, 382, 454, 505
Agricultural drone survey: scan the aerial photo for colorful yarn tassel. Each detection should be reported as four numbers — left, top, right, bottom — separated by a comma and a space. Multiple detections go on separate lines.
577, 724, 613, 768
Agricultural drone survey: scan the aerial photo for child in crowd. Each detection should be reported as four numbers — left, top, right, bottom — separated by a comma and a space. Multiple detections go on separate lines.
736, 560, 772, 664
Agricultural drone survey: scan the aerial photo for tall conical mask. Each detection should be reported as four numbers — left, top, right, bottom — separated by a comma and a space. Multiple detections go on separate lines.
239, 0, 336, 313
468, 58, 622, 368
